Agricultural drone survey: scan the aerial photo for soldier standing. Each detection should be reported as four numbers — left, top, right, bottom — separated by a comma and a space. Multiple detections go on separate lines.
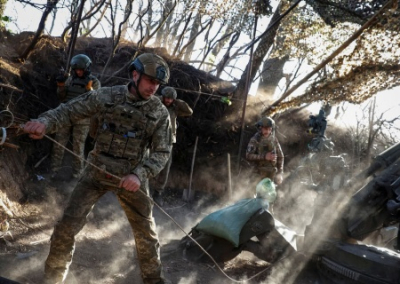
246, 116, 284, 186
152, 87, 193, 205
23, 53, 172, 284
52, 54, 101, 179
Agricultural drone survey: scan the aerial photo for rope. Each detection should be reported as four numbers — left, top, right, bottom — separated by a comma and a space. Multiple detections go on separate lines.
16, 125, 279, 283
2, 75, 243, 107
91, 73, 244, 103
0, 128, 6, 145
0, 110, 15, 128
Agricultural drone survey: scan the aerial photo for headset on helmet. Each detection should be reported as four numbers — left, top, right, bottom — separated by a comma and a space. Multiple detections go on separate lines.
161, 87, 177, 100
128, 53, 170, 85
256, 117, 275, 129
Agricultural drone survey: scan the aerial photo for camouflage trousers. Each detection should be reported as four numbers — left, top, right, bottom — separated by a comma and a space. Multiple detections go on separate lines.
154, 148, 172, 192
44, 165, 164, 284
51, 124, 90, 176
247, 167, 278, 195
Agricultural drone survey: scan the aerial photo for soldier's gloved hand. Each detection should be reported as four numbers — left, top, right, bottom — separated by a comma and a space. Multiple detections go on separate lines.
56, 74, 68, 86
119, 174, 141, 192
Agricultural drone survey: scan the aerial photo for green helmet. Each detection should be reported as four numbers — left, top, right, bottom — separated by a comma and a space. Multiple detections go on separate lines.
161, 87, 177, 100
70, 54, 92, 72
128, 53, 170, 84
256, 116, 275, 129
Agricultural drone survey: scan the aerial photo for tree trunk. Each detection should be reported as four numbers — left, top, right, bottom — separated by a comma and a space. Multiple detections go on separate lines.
168, 14, 183, 53
258, 54, 289, 104
121, 0, 134, 39
147, 0, 153, 39
215, 31, 241, 78
101, 0, 133, 80
0, 0, 7, 17
155, 0, 175, 49
366, 97, 376, 159
178, 18, 212, 60
172, 12, 193, 57
66, 0, 86, 71
227, 5, 282, 115
183, 2, 205, 62
210, 22, 235, 60
62, 0, 108, 40
19, 0, 60, 61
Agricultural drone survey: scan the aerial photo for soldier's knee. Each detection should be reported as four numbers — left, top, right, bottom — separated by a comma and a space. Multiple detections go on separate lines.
53, 215, 87, 237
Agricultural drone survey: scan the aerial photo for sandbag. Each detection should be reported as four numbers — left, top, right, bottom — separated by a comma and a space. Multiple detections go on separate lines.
196, 198, 267, 247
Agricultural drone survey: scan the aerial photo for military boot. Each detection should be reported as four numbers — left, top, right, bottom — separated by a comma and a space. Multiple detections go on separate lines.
155, 280, 171, 284
143, 275, 171, 284
148, 279, 171, 284
43, 264, 66, 284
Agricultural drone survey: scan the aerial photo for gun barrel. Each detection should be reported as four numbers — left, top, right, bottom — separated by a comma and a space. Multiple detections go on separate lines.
360, 142, 400, 177
387, 200, 400, 213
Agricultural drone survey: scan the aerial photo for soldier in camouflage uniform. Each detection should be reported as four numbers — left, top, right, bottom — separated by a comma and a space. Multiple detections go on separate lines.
24, 53, 172, 284
246, 116, 284, 186
152, 87, 193, 205
52, 54, 101, 179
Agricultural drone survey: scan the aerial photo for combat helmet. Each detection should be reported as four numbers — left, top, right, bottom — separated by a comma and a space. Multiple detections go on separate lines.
256, 116, 275, 129
128, 53, 170, 84
70, 54, 92, 76
161, 87, 177, 100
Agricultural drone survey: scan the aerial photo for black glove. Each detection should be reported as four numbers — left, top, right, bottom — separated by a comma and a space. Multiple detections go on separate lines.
56, 74, 68, 83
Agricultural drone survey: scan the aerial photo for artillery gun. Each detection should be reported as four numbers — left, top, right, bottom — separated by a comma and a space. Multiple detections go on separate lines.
306, 141, 400, 284
180, 106, 400, 283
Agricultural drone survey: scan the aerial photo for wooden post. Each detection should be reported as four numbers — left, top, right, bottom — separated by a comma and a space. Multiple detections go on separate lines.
183, 136, 198, 202
227, 153, 232, 200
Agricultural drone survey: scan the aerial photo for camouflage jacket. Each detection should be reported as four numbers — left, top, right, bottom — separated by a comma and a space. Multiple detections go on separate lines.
57, 74, 101, 125
36, 82, 172, 183
162, 98, 193, 143
245, 131, 284, 173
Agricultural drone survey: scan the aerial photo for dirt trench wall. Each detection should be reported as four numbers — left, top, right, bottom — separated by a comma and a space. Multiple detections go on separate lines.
1, 32, 359, 202
0, 149, 28, 220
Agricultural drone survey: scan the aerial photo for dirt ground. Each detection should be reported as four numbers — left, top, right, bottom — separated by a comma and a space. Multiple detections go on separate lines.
0, 150, 324, 284
0, 31, 328, 284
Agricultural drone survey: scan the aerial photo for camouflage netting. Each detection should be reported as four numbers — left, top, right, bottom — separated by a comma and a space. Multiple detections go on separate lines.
270, 0, 400, 114
306, 0, 388, 26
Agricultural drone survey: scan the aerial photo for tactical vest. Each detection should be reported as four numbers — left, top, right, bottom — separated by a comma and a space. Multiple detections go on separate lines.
65, 76, 92, 102
95, 97, 157, 165
257, 136, 277, 168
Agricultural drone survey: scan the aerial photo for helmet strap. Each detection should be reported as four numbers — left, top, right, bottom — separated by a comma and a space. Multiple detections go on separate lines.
133, 73, 144, 99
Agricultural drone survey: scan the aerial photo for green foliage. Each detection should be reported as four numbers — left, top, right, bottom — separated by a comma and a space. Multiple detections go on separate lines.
1, 15, 10, 22
0, 15, 11, 29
